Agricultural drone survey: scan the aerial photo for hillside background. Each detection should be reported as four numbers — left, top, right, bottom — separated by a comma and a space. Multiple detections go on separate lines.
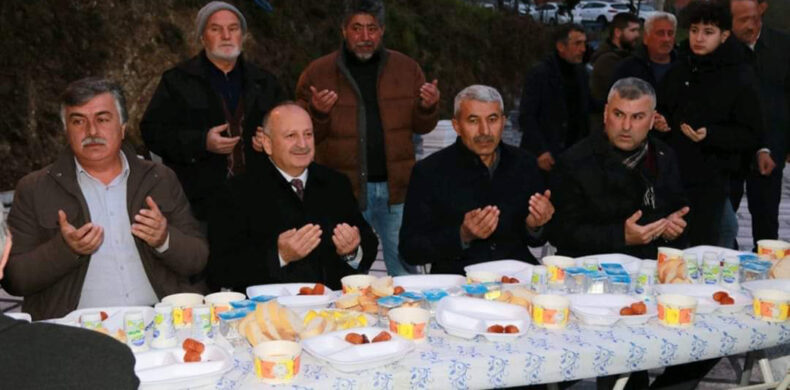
0, 0, 787, 190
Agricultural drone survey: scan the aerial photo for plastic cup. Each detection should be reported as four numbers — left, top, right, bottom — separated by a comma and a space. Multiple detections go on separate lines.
542, 256, 576, 286
657, 294, 697, 328
752, 289, 790, 322
341, 274, 375, 294
531, 294, 570, 329
757, 240, 790, 260
253, 340, 302, 384
205, 291, 246, 326
388, 307, 430, 342
161, 293, 204, 329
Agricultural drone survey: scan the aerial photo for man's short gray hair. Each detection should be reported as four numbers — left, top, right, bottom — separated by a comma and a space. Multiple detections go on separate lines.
607, 77, 657, 109
453, 85, 504, 118
59, 77, 128, 128
645, 12, 678, 34
261, 101, 305, 135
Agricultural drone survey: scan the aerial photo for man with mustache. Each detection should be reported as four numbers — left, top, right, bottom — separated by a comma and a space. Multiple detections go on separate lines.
728, 0, 790, 252
3, 77, 208, 320
208, 103, 378, 291
399, 85, 552, 273
264, 0, 439, 277
518, 24, 591, 174
141, 1, 285, 223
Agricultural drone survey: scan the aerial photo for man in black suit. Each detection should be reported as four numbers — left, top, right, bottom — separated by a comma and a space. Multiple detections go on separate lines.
729, 0, 790, 250
400, 85, 553, 274
207, 103, 378, 292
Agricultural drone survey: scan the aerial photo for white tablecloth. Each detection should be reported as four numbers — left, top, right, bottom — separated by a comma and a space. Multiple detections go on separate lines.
214, 311, 789, 389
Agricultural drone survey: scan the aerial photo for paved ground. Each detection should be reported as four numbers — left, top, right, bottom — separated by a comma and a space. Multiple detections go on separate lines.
0, 119, 786, 387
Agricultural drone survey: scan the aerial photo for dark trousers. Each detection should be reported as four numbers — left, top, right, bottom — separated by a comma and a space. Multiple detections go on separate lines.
730, 163, 784, 250
597, 358, 720, 389
686, 187, 726, 246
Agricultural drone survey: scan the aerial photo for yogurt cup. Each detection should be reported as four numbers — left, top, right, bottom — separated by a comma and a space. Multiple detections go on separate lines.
254, 340, 302, 384
752, 289, 790, 322
657, 294, 697, 328
757, 240, 790, 260
388, 307, 430, 342
161, 293, 204, 329
205, 291, 246, 326
532, 294, 570, 329
341, 274, 375, 294
542, 256, 576, 286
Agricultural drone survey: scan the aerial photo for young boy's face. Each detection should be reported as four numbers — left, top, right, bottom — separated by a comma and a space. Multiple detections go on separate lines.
689, 22, 730, 56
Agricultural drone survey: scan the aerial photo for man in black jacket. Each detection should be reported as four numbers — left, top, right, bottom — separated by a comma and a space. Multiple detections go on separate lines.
207, 103, 378, 292
519, 24, 591, 174
400, 85, 553, 274
140, 1, 286, 221
550, 77, 689, 260
729, 0, 790, 251
659, 1, 762, 246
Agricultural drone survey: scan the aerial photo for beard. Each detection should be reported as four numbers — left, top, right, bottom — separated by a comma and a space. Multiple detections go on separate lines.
207, 45, 241, 63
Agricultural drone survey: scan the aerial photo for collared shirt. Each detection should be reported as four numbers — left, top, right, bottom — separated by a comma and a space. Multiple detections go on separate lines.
76, 153, 159, 308
271, 160, 362, 269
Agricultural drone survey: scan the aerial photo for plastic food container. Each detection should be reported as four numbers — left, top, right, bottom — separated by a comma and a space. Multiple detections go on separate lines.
253, 340, 302, 384
230, 299, 257, 311
587, 271, 609, 294
740, 259, 771, 282
461, 283, 488, 299
657, 294, 697, 328
466, 271, 500, 284
423, 289, 449, 314
542, 256, 576, 287
161, 293, 205, 329
757, 239, 790, 260
564, 267, 589, 294
388, 307, 430, 343
341, 274, 375, 294
377, 295, 406, 326
531, 294, 570, 329
205, 291, 246, 326
752, 289, 790, 322
218, 308, 251, 344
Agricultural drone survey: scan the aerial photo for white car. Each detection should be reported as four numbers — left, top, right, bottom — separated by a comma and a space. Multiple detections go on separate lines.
575, 1, 633, 24
529, 2, 571, 25
634, 4, 660, 23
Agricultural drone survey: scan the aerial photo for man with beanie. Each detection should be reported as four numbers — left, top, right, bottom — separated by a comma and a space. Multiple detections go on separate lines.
141, 1, 286, 222
257, 0, 440, 276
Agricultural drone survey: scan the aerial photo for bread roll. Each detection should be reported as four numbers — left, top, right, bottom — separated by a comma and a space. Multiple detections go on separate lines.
371, 276, 394, 297
336, 293, 361, 309
770, 257, 790, 279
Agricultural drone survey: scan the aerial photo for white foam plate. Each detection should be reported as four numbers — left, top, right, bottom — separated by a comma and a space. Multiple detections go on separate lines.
654, 284, 750, 313
135, 344, 232, 389
6, 312, 31, 322
741, 279, 790, 294
576, 254, 642, 275
567, 294, 656, 326
55, 306, 155, 332
302, 327, 414, 372
682, 245, 746, 261
246, 283, 336, 309
464, 260, 534, 283
392, 274, 466, 291
435, 296, 530, 341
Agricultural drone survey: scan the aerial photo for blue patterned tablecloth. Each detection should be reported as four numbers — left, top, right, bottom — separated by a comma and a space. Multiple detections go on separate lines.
215, 311, 789, 390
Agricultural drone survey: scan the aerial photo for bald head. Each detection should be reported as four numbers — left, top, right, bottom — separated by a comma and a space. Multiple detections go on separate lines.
261, 103, 315, 177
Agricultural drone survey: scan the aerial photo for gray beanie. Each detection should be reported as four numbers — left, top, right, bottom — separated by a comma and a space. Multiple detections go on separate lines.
195, 1, 248, 43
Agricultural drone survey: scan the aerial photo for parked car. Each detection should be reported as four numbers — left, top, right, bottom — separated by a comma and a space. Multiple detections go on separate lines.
575, 1, 632, 25
529, 2, 571, 25
634, 4, 660, 23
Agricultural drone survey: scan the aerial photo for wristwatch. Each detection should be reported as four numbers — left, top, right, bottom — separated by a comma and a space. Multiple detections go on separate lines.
341, 247, 359, 262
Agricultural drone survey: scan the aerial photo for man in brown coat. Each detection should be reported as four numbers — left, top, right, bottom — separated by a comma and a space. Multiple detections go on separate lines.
4, 77, 208, 320
256, 0, 440, 276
